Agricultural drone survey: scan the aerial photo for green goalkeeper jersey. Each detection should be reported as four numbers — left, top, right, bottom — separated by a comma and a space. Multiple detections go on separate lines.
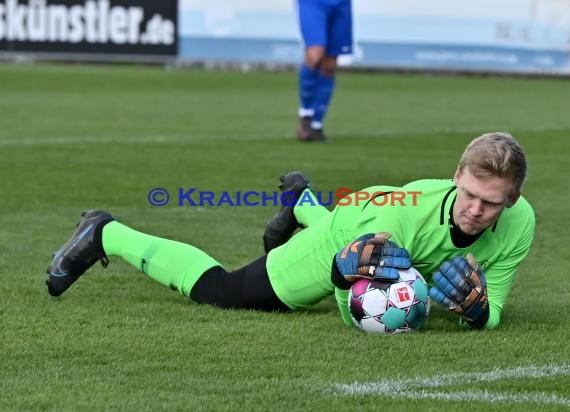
266, 179, 535, 330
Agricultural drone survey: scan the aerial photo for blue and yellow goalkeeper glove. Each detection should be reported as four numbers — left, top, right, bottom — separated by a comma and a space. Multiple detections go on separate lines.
332, 233, 411, 289
429, 253, 489, 329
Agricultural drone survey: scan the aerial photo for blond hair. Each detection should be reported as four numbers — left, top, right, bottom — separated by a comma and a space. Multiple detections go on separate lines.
459, 132, 527, 193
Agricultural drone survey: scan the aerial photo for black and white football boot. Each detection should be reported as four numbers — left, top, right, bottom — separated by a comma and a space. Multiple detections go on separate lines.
46, 210, 114, 297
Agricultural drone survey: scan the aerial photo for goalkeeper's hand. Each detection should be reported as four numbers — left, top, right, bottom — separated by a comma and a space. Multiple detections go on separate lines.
429, 253, 489, 329
333, 233, 411, 284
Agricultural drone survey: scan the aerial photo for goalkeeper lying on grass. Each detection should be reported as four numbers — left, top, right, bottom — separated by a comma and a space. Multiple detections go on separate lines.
46, 132, 535, 330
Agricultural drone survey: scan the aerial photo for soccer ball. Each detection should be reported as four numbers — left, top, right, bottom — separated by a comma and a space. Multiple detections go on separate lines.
348, 267, 430, 334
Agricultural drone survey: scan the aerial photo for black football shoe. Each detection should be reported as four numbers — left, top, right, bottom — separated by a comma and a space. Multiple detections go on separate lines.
46, 210, 114, 297
298, 126, 327, 143
296, 116, 312, 140
263, 172, 312, 253
307, 127, 327, 142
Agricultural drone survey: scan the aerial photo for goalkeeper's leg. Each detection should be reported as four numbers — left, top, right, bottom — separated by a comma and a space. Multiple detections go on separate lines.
294, 188, 330, 227
102, 220, 219, 297
103, 221, 288, 310
263, 172, 330, 253
190, 256, 289, 310
47, 211, 289, 310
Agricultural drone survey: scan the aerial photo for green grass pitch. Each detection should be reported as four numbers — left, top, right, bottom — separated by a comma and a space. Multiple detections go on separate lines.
0, 63, 569, 411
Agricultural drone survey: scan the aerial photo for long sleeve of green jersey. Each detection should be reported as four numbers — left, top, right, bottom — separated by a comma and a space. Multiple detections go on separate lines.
335, 288, 353, 327
477, 197, 535, 329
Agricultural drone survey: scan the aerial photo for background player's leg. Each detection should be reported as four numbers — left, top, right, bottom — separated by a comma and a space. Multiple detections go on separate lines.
309, 0, 353, 138
297, 0, 327, 140
310, 58, 336, 133
298, 62, 319, 121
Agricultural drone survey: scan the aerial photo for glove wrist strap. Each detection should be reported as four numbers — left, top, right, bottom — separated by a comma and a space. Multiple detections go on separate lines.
331, 258, 353, 290
467, 305, 490, 329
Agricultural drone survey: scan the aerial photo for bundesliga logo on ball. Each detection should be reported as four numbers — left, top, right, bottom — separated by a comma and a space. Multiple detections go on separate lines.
348, 267, 430, 334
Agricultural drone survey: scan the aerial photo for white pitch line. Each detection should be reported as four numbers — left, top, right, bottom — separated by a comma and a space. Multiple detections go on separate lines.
0, 134, 245, 146
332, 364, 570, 406
0, 124, 567, 147
0, 132, 374, 147
399, 390, 570, 407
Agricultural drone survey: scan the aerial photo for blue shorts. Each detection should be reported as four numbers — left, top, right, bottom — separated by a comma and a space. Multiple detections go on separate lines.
298, 0, 353, 56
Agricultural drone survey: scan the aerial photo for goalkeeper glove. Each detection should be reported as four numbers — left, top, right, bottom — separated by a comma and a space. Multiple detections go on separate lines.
331, 233, 411, 289
429, 253, 489, 329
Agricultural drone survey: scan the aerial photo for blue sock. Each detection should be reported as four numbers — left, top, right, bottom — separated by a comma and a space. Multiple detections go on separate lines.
298, 63, 319, 115
312, 73, 336, 126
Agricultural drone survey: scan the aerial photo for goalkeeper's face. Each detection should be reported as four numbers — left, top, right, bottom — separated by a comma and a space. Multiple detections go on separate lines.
453, 167, 519, 235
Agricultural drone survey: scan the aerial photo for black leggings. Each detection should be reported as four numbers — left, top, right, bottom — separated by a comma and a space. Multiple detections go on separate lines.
189, 255, 290, 311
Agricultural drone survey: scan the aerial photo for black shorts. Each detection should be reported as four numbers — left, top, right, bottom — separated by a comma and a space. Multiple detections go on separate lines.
190, 255, 290, 311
